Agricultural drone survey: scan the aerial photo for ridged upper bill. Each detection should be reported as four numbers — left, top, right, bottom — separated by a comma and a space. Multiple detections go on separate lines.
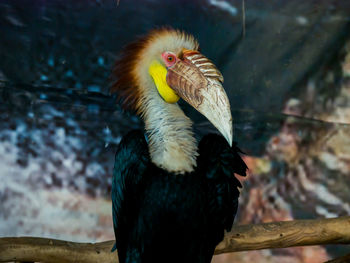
166, 50, 233, 146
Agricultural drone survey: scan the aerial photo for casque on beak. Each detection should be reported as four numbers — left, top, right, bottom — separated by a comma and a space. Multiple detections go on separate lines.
166, 49, 233, 146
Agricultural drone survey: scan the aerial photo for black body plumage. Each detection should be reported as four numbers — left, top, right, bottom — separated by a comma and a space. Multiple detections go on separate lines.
112, 130, 247, 263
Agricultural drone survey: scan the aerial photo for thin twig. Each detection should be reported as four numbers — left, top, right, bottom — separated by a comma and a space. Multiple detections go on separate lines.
242, 0, 246, 38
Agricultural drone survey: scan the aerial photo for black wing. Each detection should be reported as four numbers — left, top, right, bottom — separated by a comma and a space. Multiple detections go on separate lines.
111, 130, 149, 255
197, 134, 247, 244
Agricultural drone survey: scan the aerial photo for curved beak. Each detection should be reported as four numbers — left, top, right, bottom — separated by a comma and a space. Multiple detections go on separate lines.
166, 50, 233, 146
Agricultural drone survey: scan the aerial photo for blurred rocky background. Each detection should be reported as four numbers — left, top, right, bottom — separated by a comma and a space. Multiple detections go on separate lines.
0, 0, 349, 262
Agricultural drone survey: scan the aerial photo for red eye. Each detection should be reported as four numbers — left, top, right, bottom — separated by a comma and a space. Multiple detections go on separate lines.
162, 52, 176, 67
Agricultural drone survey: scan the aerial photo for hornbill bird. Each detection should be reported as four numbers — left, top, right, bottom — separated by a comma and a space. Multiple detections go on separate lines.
110, 28, 247, 263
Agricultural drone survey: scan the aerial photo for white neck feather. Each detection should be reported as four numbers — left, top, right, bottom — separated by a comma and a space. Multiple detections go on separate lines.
139, 88, 198, 174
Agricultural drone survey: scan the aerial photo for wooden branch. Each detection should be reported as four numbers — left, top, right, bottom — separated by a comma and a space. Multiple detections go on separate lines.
215, 216, 350, 253
0, 216, 349, 263
0, 238, 116, 263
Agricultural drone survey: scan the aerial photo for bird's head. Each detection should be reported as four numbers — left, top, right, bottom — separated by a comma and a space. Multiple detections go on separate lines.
111, 28, 233, 146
